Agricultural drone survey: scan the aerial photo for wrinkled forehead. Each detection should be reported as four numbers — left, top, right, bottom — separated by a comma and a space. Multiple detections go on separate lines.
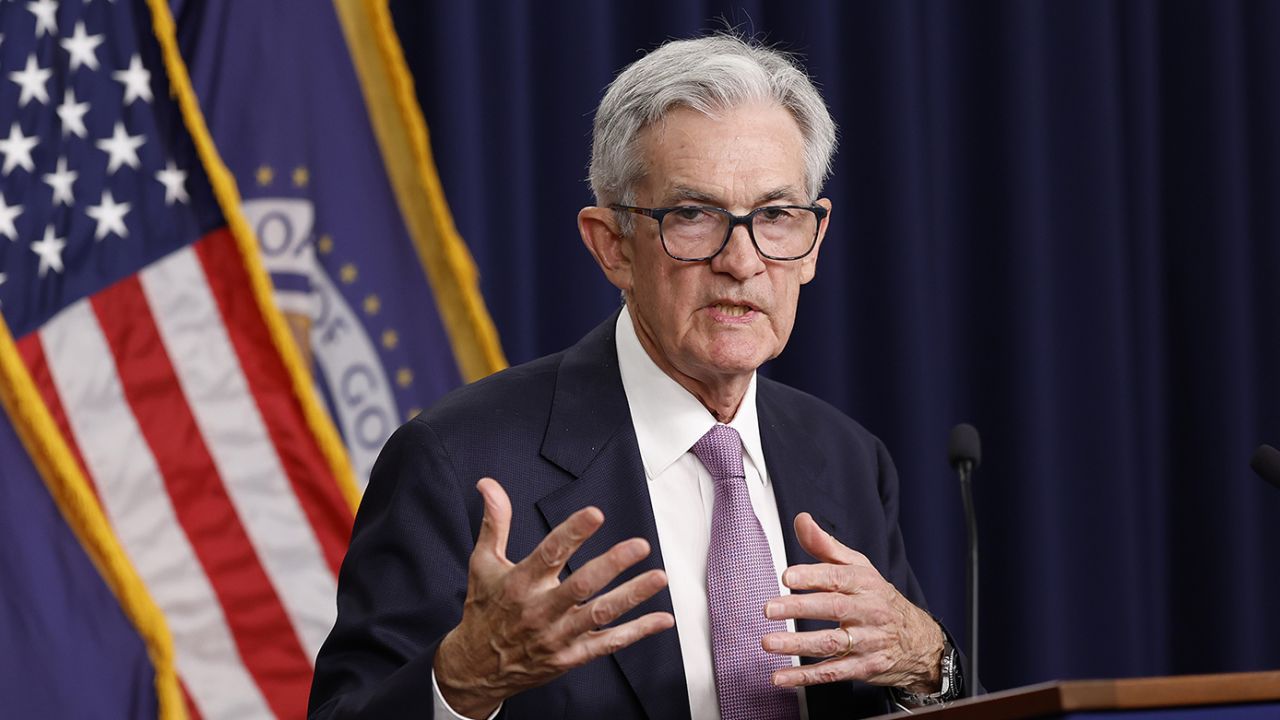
632, 102, 809, 206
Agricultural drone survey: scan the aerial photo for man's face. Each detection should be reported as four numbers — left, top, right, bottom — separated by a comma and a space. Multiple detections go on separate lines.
621, 101, 829, 397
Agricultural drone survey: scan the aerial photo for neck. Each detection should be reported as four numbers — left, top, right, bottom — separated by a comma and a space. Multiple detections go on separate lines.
690, 380, 750, 424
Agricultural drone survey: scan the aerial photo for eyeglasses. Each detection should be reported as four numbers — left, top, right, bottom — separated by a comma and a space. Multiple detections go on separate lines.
611, 204, 828, 262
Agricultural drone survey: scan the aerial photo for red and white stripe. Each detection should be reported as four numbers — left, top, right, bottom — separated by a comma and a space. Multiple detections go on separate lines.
18, 230, 354, 719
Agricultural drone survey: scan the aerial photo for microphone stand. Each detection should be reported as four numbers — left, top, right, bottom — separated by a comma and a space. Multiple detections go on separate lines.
957, 456, 979, 692
949, 423, 982, 693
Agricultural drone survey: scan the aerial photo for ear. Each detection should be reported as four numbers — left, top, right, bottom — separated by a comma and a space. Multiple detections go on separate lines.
579, 206, 634, 291
798, 198, 831, 285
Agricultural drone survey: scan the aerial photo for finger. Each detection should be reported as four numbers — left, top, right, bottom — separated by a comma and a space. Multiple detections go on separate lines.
762, 626, 889, 659
771, 656, 866, 688
515, 505, 606, 579
561, 568, 669, 637
781, 562, 880, 594
475, 478, 513, 563
553, 610, 676, 669
765, 592, 892, 626
552, 538, 652, 612
794, 512, 867, 566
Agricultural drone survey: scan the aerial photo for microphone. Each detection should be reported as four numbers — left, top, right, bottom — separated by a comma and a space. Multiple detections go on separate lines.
948, 423, 981, 693
1251, 444, 1280, 490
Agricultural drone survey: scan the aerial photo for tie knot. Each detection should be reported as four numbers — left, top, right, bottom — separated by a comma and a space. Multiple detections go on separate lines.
690, 424, 745, 481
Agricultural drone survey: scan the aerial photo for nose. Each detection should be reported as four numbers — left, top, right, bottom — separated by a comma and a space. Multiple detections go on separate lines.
711, 223, 766, 279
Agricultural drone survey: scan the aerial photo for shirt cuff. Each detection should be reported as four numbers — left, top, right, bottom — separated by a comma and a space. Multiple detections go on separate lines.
431, 669, 502, 720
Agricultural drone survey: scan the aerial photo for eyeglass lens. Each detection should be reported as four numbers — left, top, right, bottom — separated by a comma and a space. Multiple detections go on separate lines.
662, 207, 817, 259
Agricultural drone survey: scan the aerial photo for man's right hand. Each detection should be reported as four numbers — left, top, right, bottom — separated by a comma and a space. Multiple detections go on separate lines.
433, 478, 675, 718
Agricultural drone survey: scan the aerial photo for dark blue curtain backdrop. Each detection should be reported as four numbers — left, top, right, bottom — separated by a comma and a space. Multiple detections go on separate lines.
391, 0, 1280, 693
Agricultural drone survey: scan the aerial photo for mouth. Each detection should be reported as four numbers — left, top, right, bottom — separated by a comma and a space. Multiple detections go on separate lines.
707, 301, 761, 320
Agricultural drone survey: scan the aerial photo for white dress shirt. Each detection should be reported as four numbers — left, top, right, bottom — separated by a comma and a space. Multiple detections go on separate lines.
432, 310, 804, 719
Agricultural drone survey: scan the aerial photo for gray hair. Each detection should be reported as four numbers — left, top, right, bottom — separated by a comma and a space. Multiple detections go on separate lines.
588, 34, 837, 217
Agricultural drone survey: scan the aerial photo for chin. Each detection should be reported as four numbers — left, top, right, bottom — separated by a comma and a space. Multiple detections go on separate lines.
700, 344, 775, 376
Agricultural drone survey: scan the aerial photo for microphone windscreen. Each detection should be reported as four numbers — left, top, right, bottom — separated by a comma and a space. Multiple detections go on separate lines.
948, 423, 982, 470
1250, 444, 1280, 490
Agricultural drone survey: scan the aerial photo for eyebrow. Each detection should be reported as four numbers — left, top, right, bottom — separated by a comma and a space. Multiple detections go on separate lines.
663, 185, 805, 207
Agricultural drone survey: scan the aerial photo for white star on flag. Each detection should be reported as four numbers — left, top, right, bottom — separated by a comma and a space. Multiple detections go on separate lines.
0, 123, 39, 175
26, 0, 59, 38
57, 88, 91, 138
0, 193, 22, 240
60, 21, 104, 72
155, 160, 189, 205
31, 224, 67, 277
86, 189, 130, 240
112, 54, 153, 105
8, 53, 52, 107
96, 121, 145, 174
42, 157, 78, 206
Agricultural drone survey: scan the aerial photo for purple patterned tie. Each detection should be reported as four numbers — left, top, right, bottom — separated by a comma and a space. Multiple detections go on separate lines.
691, 424, 800, 720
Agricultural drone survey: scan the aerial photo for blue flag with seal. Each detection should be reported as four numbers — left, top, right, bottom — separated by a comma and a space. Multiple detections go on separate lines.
170, 0, 506, 484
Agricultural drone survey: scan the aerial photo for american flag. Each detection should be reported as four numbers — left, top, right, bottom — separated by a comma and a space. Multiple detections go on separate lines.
0, 1, 356, 717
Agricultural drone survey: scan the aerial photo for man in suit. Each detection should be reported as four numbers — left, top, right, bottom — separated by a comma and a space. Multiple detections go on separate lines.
310, 34, 966, 719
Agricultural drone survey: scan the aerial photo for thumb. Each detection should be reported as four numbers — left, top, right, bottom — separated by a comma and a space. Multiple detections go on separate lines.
794, 512, 866, 566
475, 477, 512, 563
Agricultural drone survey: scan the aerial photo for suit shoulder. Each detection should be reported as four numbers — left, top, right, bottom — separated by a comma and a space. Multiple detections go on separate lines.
403, 350, 564, 446
758, 375, 880, 443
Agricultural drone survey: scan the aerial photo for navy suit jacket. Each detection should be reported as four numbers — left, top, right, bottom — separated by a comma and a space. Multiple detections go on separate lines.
309, 314, 942, 719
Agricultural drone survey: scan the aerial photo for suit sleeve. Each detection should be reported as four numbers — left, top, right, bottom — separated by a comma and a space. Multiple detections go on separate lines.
308, 419, 482, 719
871, 437, 929, 608
872, 436, 981, 699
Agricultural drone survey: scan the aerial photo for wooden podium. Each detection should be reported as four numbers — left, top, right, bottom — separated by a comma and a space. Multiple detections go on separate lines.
880, 670, 1280, 719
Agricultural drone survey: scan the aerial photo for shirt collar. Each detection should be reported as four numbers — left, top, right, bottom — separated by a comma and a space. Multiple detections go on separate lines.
615, 310, 766, 483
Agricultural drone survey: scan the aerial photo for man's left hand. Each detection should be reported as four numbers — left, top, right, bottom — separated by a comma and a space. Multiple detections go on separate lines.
761, 512, 944, 694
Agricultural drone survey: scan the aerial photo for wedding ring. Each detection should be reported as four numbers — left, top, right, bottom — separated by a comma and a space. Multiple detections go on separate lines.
838, 626, 856, 657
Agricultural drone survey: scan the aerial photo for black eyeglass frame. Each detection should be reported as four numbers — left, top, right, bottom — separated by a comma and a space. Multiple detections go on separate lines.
610, 204, 829, 262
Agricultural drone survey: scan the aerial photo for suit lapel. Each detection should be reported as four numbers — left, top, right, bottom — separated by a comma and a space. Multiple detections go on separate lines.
758, 380, 851, 641
758, 379, 844, 557
536, 314, 691, 720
